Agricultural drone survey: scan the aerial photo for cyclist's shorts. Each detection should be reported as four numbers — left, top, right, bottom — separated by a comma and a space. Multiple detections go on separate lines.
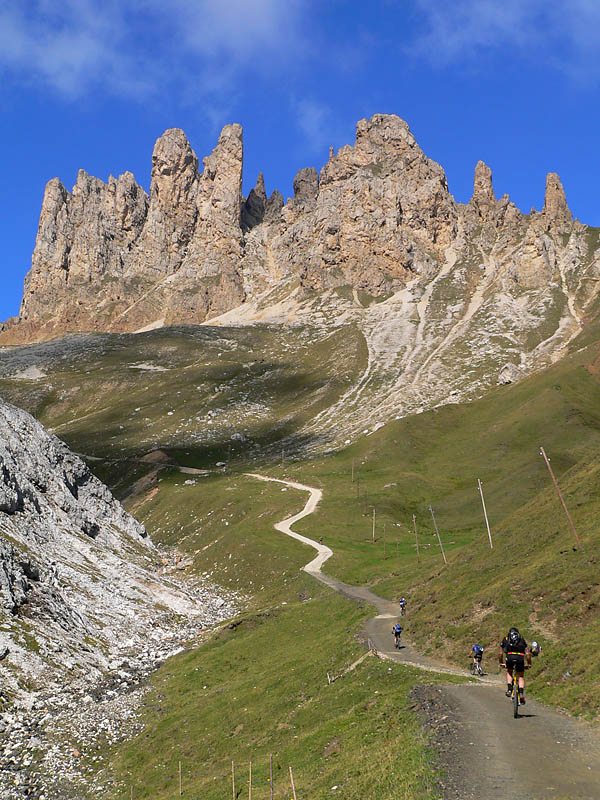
474, 654, 483, 662
506, 654, 525, 672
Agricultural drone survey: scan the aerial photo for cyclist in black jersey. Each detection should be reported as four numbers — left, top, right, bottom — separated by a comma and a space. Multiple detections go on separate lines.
499, 627, 531, 704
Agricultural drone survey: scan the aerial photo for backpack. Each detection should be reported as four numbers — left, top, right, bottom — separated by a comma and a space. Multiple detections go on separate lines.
508, 629, 520, 647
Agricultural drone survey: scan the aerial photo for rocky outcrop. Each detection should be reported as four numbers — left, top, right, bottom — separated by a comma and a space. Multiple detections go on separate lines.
542, 172, 572, 230
468, 160, 496, 220
252, 114, 458, 298
0, 397, 237, 705
0, 113, 591, 344
242, 172, 267, 231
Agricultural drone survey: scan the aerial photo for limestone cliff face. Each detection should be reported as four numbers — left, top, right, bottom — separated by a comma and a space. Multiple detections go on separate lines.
0, 396, 236, 700
12, 124, 245, 341
249, 114, 458, 296
1, 113, 595, 344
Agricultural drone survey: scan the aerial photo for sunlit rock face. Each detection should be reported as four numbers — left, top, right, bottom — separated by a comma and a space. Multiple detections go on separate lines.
2, 115, 598, 429
0, 397, 235, 699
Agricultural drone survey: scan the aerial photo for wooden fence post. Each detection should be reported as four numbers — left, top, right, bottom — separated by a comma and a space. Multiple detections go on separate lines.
249, 761, 252, 800
429, 506, 447, 565
477, 479, 493, 549
413, 514, 420, 562
289, 766, 298, 800
540, 446, 583, 549
179, 760, 182, 796
372, 508, 376, 543
232, 760, 235, 800
270, 754, 274, 800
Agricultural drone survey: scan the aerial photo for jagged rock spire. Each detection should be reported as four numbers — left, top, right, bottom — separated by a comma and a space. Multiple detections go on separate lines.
241, 172, 267, 231
293, 167, 319, 203
543, 172, 572, 227
469, 160, 496, 219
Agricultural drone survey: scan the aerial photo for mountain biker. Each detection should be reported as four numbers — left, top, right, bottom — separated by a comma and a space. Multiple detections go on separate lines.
392, 623, 403, 647
470, 643, 484, 671
499, 627, 531, 704
399, 597, 406, 615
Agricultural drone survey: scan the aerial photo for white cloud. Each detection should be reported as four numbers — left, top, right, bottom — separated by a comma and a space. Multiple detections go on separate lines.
169, 0, 306, 62
294, 98, 336, 153
411, 0, 600, 78
0, 0, 309, 101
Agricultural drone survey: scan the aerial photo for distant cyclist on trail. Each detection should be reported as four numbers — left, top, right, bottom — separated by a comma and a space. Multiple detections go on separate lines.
392, 623, 403, 648
469, 643, 484, 673
399, 597, 406, 615
499, 627, 531, 705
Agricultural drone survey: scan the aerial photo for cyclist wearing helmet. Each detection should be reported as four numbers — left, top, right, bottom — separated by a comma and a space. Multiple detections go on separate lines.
392, 622, 403, 648
399, 597, 406, 616
499, 627, 531, 704
470, 643, 484, 668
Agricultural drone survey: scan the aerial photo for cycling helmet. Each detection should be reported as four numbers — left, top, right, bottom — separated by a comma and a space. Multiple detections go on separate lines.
508, 627, 520, 647
530, 640, 540, 656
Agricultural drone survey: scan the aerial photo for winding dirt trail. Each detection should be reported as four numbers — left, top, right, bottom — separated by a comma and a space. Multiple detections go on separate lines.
247, 473, 600, 800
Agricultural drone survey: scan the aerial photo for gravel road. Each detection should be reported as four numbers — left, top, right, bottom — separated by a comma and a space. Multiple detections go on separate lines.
250, 473, 600, 800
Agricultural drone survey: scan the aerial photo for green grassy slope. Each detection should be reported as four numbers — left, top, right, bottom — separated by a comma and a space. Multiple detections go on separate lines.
2, 316, 600, 800
0, 324, 367, 465
102, 588, 458, 800
275, 339, 600, 715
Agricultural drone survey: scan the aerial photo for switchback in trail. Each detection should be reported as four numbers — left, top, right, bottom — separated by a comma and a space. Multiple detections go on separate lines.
247, 473, 600, 800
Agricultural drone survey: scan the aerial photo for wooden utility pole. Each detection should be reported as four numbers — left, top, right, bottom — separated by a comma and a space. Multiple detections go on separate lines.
429, 506, 447, 565
383, 522, 387, 558
477, 479, 493, 549
413, 514, 420, 562
269, 754, 274, 800
372, 508, 376, 543
540, 447, 583, 550
289, 766, 298, 800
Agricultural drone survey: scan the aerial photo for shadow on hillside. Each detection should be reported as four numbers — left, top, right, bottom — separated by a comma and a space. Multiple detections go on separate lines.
71, 416, 334, 497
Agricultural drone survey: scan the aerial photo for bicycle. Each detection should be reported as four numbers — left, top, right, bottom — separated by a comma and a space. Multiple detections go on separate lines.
393, 633, 402, 649
470, 659, 484, 676
502, 662, 530, 718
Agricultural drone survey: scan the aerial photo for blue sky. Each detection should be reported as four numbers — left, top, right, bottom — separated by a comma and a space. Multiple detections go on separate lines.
2, 0, 600, 321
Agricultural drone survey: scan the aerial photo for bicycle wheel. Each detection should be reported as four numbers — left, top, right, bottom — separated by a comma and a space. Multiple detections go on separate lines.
512, 683, 519, 718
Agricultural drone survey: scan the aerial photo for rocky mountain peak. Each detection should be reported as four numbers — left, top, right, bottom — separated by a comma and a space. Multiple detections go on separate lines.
543, 171, 572, 228
293, 167, 319, 203
2, 113, 595, 346
241, 172, 267, 231
469, 160, 496, 218
355, 113, 415, 154
320, 114, 425, 186
151, 128, 199, 193
197, 122, 243, 223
